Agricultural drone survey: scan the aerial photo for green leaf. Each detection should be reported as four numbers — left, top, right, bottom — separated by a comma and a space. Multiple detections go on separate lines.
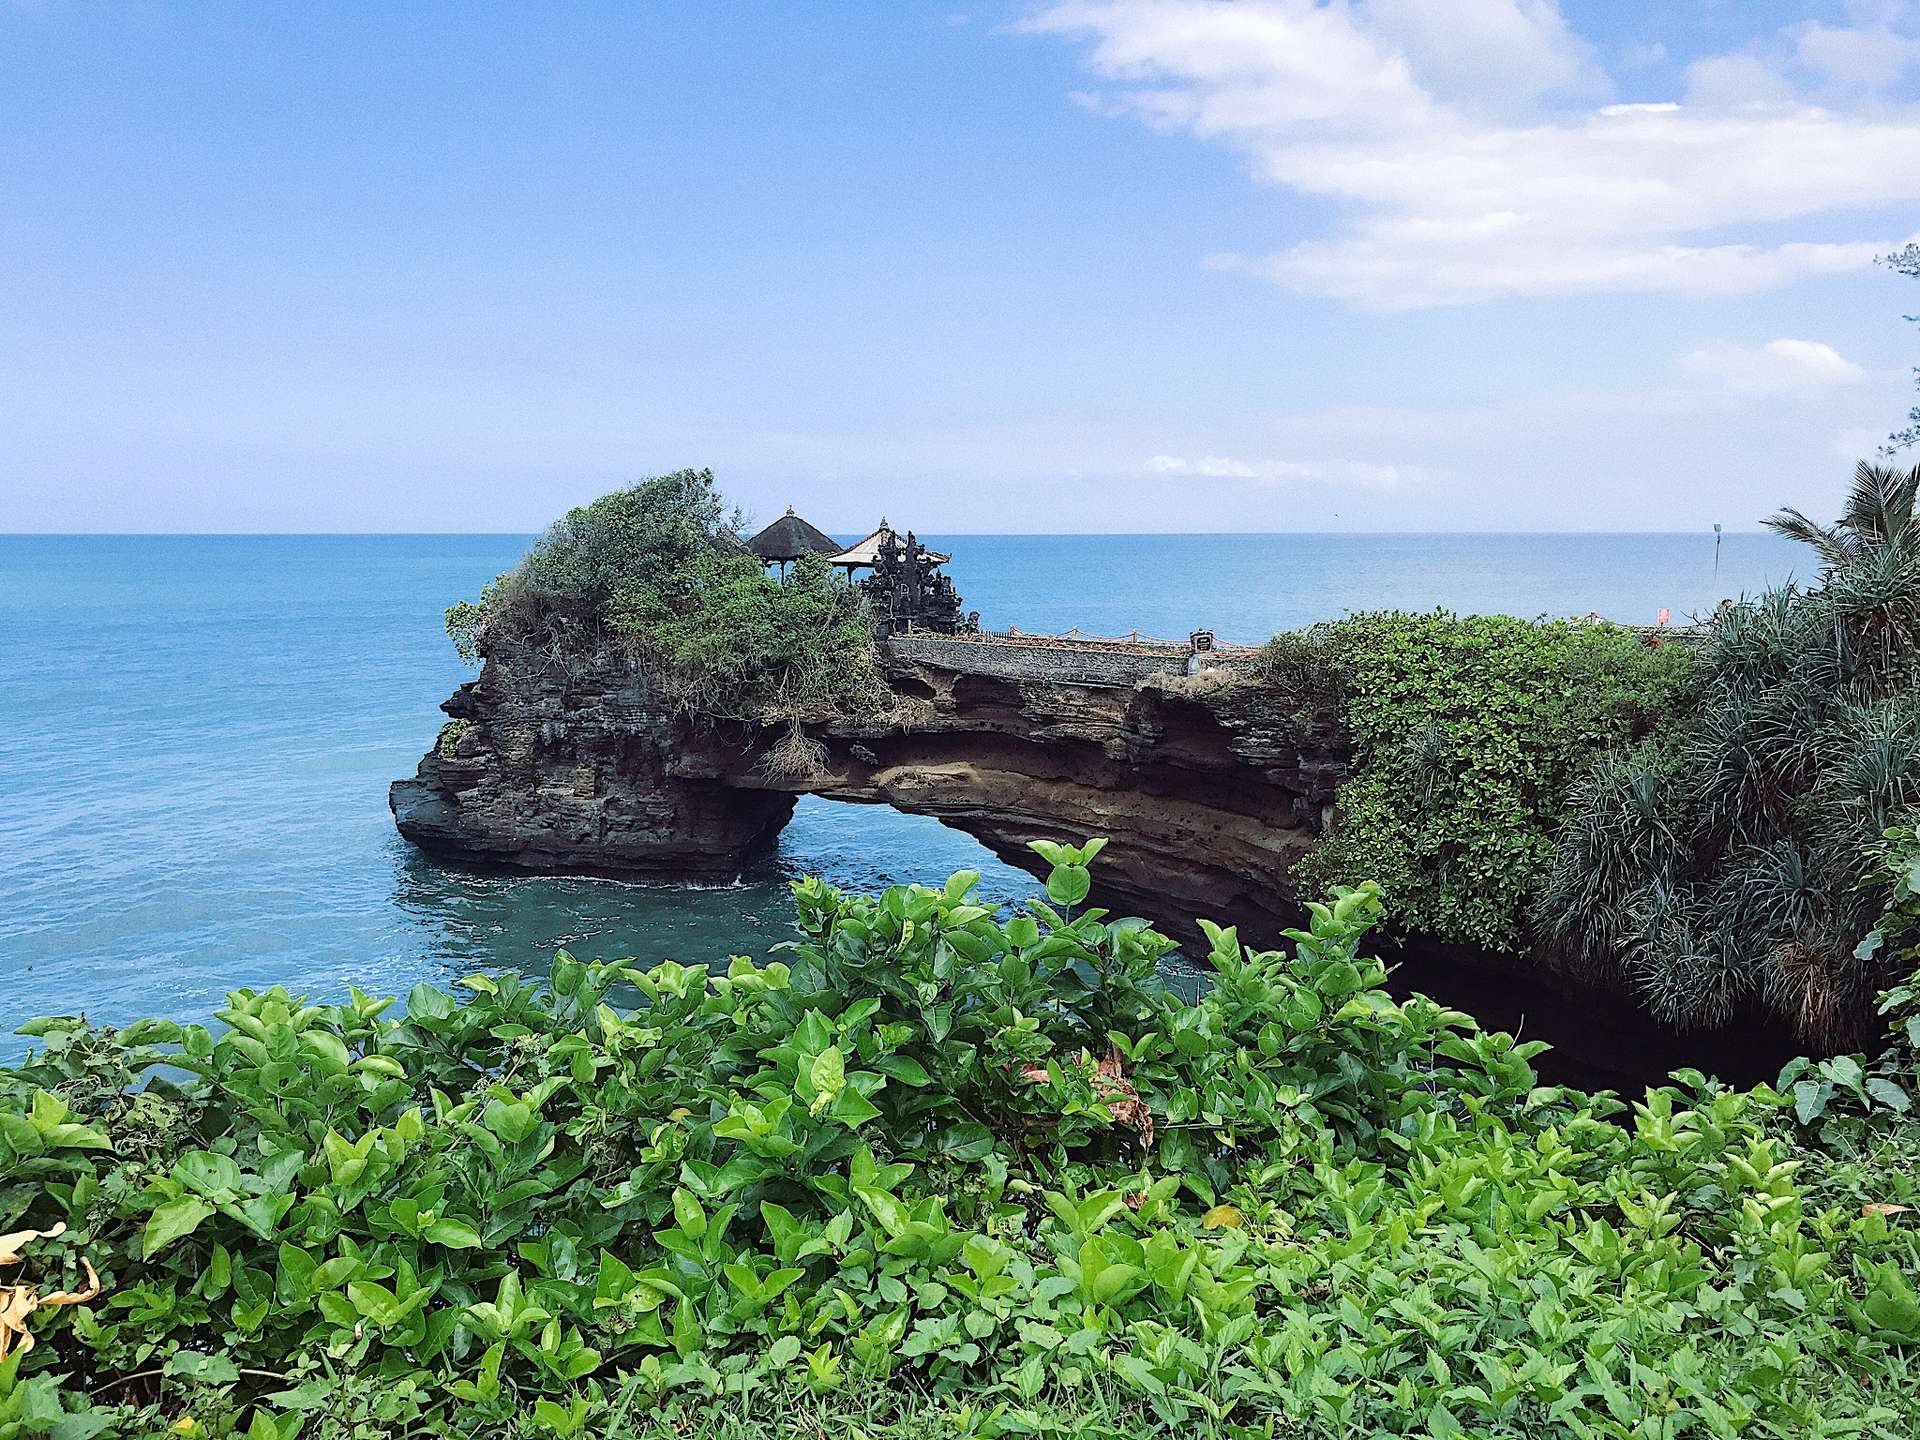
1821, 1055, 1864, 1091
1090, 1261, 1146, 1305
873, 1054, 933, 1086
173, 1150, 243, 1201
1866, 1077, 1912, 1113
406, 983, 454, 1025
1863, 1262, 1920, 1340
809, 1045, 846, 1095
672, 1186, 708, 1240
1793, 1079, 1829, 1126
166, 1350, 242, 1385
143, 1196, 215, 1258
807, 1047, 847, 1116
425, 1217, 484, 1249
482, 1098, 539, 1144
51, 1414, 116, 1440
828, 1086, 882, 1128
1046, 864, 1092, 908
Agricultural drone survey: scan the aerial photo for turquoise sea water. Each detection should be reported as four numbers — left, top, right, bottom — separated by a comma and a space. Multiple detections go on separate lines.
0, 531, 1809, 1046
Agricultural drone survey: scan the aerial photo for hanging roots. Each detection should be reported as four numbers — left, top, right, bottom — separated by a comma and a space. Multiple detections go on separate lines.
759, 720, 831, 785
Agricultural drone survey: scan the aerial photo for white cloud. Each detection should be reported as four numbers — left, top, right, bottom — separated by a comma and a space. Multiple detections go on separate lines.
1144, 454, 1411, 486
1793, 16, 1920, 94
1680, 338, 1867, 395
1023, 0, 1920, 307
1682, 53, 1797, 108
1355, 0, 1605, 115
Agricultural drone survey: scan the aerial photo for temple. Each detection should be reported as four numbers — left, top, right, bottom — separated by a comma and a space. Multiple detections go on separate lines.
748, 508, 976, 634
853, 526, 973, 634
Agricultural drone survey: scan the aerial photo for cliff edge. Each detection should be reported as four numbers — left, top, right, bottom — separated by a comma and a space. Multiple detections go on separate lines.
390, 636, 1348, 938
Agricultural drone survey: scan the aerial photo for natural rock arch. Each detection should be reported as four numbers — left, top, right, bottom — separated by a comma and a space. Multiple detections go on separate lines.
390, 638, 1347, 941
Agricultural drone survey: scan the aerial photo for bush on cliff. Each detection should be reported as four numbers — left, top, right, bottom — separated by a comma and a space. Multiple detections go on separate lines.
6, 846, 1920, 1438
1269, 612, 1693, 952
1538, 463, 1920, 1048
445, 471, 885, 724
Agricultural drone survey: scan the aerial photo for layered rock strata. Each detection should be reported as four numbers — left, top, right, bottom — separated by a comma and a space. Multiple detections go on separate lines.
390, 640, 1346, 937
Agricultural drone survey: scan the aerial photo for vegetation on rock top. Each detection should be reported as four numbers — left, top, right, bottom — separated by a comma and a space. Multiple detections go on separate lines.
1538, 464, 1920, 1048
444, 470, 885, 725
5, 840, 1920, 1438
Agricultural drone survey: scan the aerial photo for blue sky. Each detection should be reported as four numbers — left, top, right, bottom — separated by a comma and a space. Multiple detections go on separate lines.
4, 2, 1918, 533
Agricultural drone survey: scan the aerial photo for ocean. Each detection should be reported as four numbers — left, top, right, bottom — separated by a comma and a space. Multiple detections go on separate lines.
0, 531, 1809, 1045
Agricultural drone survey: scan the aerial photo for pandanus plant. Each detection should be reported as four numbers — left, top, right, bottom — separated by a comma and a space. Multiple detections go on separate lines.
1539, 463, 1920, 1048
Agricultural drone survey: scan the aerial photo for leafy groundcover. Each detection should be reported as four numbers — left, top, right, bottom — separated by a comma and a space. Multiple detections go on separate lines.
3, 841, 1919, 1439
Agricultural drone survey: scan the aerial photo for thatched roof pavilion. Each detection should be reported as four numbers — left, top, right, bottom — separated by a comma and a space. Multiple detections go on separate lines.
827, 519, 950, 572
745, 506, 841, 564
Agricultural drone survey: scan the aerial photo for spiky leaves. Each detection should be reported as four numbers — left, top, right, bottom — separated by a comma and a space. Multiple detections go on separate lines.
1544, 468, 1920, 1046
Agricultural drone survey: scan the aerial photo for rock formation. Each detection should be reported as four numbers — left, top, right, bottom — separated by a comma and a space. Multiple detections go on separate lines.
391, 637, 1801, 1086
390, 638, 1347, 939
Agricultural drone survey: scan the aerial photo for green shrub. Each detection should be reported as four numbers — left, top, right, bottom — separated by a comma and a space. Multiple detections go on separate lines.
444, 472, 885, 724
1293, 611, 1694, 950
434, 719, 474, 758
5, 844, 1919, 1438
1539, 465, 1920, 1046
1242, 626, 1339, 717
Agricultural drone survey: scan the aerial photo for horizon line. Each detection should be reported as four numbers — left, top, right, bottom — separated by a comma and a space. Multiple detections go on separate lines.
0, 527, 1777, 540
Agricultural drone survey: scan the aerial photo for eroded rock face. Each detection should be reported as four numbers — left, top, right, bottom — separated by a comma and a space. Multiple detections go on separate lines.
389, 641, 1347, 937
389, 644, 796, 881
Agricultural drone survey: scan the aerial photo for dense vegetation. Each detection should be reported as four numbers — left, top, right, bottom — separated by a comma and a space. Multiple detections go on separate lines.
445, 470, 884, 724
1263, 467, 1920, 1049
1538, 464, 1920, 1048
1259, 614, 1697, 952
1277, 614, 1693, 952
5, 843, 1920, 1438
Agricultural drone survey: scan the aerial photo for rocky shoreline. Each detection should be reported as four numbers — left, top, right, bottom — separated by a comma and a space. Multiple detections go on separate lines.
390, 636, 1349, 940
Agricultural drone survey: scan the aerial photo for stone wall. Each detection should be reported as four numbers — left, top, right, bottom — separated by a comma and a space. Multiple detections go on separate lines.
885, 632, 1225, 688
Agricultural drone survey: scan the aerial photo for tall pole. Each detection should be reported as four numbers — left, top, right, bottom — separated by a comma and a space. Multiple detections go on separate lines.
1713, 523, 1722, 581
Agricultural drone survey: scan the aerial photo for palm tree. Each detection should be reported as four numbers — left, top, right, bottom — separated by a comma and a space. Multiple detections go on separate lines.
1762, 462, 1920, 569
1539, 463, 1920, 1049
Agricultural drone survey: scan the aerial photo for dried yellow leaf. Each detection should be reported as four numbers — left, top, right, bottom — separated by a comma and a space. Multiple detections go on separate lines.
1203, 1204, 1244, 1230
1864, 1203, 1914, 1218
0, 1285, 37, 1362
0, 1256, 103, 1361
0, 1222, 66, 1266
40, 1257, 101, 1308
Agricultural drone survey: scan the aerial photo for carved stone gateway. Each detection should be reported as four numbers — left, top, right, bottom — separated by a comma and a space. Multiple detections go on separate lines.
861, 530, 968, 634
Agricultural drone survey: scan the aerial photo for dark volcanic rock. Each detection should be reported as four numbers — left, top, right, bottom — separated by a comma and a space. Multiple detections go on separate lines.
390, 646, 795, 881
389, 641, 1347, 934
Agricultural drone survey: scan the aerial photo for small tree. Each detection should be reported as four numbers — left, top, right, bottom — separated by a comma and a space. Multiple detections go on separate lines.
1883, 243, 1920, 455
